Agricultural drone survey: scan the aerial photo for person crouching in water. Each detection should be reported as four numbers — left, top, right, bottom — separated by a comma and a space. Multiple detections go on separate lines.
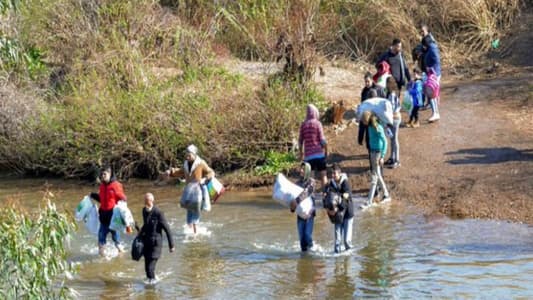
361, 112, 391, 208
290, 162, 316, 252
90, 165, 127, 256
165, 144, 214, 234
141, 193, 174, 284
324, 163, 354, 253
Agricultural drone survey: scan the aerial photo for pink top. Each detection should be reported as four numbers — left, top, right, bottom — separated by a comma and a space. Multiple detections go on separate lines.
299, 104, 327, 160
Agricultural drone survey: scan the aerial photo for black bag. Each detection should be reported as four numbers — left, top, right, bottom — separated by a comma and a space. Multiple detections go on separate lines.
131, 235, 144, 261
324, 191, 345, 224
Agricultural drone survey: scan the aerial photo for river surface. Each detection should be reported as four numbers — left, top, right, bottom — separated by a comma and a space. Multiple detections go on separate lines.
1, 179, 533, 299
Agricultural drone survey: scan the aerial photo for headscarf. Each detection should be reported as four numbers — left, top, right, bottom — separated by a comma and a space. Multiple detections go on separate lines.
301, 162, 312, 181
186, 144, 198, 155
373, 61, 391, 83
305, 104, 319, 121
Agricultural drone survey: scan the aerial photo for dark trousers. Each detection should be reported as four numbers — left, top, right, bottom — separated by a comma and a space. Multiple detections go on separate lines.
145, 256, 158, 279
409, 106, 420, 122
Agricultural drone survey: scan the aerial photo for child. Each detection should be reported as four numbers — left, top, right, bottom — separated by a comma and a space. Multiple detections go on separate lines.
324, 163, 354, 253
360, 111, 391, 208
425, 67, 441, 122
406, 68, 424, 128
385, 76, 401, 168
290, 162, 316, 252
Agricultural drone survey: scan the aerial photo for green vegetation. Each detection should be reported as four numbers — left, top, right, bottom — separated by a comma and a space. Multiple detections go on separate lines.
0, 0, 524, 179
254, 150, 298, 176
0, 192, 76, 299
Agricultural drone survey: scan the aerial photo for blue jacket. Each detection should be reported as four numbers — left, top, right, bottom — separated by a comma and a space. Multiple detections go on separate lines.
424, 43, 441, 77
368, 123, 387, 158
409, 79, 424, 107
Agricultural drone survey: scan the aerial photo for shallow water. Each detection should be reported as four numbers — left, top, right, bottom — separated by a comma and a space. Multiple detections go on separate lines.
1, 179, 533, 299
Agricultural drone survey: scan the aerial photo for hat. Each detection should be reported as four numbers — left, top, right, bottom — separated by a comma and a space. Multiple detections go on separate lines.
186, 144, 198, 155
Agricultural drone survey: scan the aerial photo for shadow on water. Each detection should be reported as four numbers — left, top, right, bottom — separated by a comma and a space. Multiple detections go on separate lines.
445, 147, 533, 165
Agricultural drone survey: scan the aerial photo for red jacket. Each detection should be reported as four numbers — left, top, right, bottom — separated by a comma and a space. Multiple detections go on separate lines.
98, 180, 127, 211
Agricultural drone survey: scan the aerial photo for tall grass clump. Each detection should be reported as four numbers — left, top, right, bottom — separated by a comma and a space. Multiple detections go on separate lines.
0, 192, 77, 299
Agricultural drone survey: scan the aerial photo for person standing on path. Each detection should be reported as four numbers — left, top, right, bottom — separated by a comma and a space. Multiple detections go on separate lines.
141, 193, 174, 284
90, 165, 127, 256
385, 76, 401, 168
299, 104, 328, 189
376, 38, 411, 93
360, 111, 391, 208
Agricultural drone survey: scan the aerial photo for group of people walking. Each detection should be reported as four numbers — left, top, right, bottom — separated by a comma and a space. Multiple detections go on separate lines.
85, 24, 442, 282
293, 25, 442, 254
89, 144, 215, 284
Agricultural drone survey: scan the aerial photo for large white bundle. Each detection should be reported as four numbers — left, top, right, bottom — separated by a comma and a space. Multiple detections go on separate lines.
84, 204, 100, 236
181, 182, 202, 212
295, 197, 314, 219
272, 173, 303, 207
356, 97, 393, 125
109, 201, 135, 233
75, 195, 93, 221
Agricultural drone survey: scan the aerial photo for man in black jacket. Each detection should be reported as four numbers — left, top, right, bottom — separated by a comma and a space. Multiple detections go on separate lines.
376, 38, 411, 92
141, 193, 175, 284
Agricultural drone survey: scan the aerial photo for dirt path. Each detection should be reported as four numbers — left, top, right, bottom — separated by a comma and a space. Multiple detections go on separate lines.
326, 70, 533, 223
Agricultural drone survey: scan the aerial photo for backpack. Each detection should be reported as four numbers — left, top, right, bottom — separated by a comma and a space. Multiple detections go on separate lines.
323, 191, 345, 224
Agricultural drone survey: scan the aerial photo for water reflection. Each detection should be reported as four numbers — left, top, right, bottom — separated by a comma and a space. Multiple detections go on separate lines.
295, 256, 326, 299
356, 207, 398, 298
325, 256, 356, 299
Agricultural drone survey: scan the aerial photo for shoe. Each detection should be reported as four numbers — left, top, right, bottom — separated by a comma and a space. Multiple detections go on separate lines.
428, 114, 440, 122
382, 195, 392, 203
405, 121, 413, 128
384, 158, 394, 166
309, 244, 318, 252
390, 161, 400, 169
360, 201, 372, 209
345, 244, 353, 250
412, 121, 420, 128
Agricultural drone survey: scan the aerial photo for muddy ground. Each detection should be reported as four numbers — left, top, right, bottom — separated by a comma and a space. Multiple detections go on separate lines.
326, 69, 532, 223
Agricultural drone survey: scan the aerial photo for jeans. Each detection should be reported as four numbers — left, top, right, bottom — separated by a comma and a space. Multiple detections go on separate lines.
145, 256, 158, 279
430, 98, 440, 116
334, 217, 354, 253
389, 119, 401, 163
409, 106, 419, 122
98, 222, 120, 247
368, 151, 389, 203
186, 209, 200, 224
297, 216, 314, 252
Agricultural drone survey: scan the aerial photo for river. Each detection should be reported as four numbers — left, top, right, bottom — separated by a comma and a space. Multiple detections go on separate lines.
1, 178, 533, 299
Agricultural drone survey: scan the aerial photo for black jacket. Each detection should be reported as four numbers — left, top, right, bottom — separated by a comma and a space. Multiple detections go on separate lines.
376, 50, 411, 87
324, 175, 354, 220
141, 206, 174, 259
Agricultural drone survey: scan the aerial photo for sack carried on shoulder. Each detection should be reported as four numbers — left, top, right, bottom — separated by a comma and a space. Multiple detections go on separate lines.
131, 235, 144, 261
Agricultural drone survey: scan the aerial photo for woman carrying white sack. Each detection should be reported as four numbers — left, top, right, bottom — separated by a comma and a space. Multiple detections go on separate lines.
164, 145, 214, 234
290, 162, 317, 252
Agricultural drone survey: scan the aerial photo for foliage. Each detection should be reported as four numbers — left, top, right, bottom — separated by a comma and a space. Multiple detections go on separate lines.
0, 192, 76, 299
254, 150, 298, 176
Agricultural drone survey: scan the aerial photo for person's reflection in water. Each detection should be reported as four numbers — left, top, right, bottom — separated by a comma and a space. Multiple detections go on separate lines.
295, 256, 326, 298
325, 256, 356, 299
356, 208, 398, 298
180, 244, 225, 298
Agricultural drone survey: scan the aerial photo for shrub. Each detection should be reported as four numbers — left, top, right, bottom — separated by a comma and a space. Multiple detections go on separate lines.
0, 192, 76, 299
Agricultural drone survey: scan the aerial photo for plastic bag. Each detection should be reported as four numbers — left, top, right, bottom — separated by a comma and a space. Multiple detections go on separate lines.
75, 195, 93, 221
109, 201, 135, 233
84, 204, 100, 236
181, 182, 202, 212
356, 97, 393, 125
272, 173, 304, 207
206, 177, 225, 203
201, 184, 211, 212
295, 197, 313, 219
402, 91, 413, 113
